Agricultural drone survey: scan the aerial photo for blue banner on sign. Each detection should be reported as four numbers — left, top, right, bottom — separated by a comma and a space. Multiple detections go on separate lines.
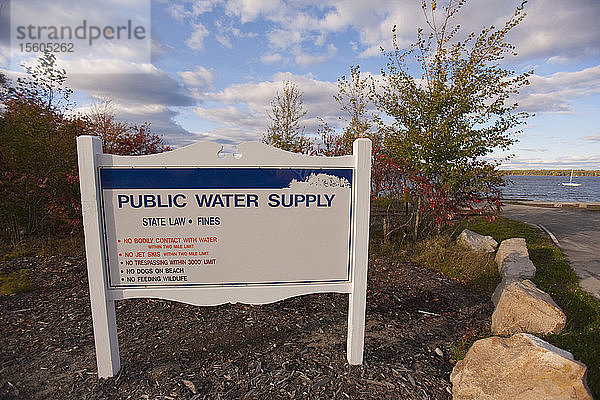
100, 168, 353, 190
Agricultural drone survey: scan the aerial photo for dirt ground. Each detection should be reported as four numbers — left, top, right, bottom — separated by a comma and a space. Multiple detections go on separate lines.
0, 255, 492, 399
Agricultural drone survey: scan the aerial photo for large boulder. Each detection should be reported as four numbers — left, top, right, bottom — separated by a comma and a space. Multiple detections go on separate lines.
491, 276, 520, 306
457, 229, 498, 253
491, 280, 566, 335
495, 238, 535, 280
451, 333, 593, 400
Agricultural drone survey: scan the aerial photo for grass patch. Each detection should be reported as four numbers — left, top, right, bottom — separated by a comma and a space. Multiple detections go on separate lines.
0, 269, 31, 295
461, 217, 600, 397
405, 235, 500, 297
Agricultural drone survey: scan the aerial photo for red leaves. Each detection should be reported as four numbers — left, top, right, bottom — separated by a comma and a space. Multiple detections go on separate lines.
371, 147, 500, 239
66, 174, 78, 185
102, 122, 171, 156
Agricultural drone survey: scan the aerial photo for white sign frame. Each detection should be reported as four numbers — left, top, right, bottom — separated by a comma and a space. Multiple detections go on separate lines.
77, 136, 371, 378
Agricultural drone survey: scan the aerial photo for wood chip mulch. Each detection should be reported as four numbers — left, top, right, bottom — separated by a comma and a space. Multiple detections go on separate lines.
0, 254, 492, 399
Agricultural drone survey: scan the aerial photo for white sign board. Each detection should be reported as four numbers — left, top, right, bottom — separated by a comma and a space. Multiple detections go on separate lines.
101, 168, 353, 286
77, 136, 371, 378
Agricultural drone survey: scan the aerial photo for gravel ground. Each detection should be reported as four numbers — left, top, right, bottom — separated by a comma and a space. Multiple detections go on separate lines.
0, 255, 492, 399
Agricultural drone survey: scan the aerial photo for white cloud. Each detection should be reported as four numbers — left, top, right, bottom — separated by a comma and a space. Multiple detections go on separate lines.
190, 127, 261, 146
177, 66, 215, 89
224, 0, 282, 24
192, 0, 217, 16
213, 19, 233, 48
215, 33, 232, 48
165, 0, 218, 21
203, 72, 338, 114
261, 53, 283, 64
517, 65, 600, 113
267, 28, 304, 51
159, 0, 600, 68
511, 0, 600, 61
61, 59, 195, 106
8, 0, 600, 154
501, 154, 600, 170
186, 22, 210, 50
195, 105, 265, 130
294, 43, 337, 67
253, 1, 400, 58
191, 73, 342, 144
0, 2, 9, 51
516, 94, 571, 114
202, 80, 278, 111
162, 0, 417, 65
359, 45, 384, 59
314, 32, 327, 47
7, 0, 151, 65
116, 104, 193, 144
167, 3, 189, 22
38, 57, 198, 146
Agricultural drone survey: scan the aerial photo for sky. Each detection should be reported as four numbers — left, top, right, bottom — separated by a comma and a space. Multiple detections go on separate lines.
1, 0, 599, 169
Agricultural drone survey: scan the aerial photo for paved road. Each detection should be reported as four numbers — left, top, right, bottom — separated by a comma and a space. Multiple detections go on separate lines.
502, 204, 600, 300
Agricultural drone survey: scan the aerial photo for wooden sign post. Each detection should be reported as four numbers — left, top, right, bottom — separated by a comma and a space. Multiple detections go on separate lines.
77, 136, 371, 378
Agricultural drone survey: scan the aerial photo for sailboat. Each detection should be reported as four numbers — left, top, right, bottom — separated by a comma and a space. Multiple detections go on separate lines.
561, 169, 581, 187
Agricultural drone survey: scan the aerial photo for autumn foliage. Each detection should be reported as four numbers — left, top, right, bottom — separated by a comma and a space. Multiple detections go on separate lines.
0, 53, 170, 242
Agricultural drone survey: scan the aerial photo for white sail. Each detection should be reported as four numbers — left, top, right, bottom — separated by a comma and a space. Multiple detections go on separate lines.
561, 169, 582, 187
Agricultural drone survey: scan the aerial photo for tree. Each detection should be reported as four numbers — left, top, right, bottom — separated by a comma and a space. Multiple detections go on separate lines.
1, 54, 90, 241
317, 66, 378, 157
87, 100, 171, 155
0, 54, 171, 242
0, 94, 89, 241
12, 52, 73, 111
376, 0, 532, 236
263, 81, 311, 154
335, 66, 376, 142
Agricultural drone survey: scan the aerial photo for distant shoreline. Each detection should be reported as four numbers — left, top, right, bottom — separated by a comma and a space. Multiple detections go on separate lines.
503, 200, 600, 210
501, 170, 600, 177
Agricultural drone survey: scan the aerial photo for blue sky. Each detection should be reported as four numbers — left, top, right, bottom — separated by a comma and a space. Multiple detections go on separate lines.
1, 0, 599, 169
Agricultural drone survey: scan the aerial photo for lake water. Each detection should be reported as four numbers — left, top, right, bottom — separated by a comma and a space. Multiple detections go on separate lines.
502, 175, 600, 202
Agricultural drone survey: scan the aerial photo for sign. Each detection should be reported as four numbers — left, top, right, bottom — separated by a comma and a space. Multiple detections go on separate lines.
77, 136, 371, 378
101, 168, 353, 287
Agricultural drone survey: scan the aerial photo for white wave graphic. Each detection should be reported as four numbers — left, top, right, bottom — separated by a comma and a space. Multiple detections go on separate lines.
288, 173, 351, 190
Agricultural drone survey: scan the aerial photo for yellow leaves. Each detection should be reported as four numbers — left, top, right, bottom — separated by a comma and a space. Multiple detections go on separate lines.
421, 0, 437, 11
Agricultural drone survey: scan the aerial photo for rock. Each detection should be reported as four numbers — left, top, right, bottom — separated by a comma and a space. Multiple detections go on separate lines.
491, 280, 566, 335
450, 333, 593, 400
490, 276, 520, 306
495, 238, 535, 279
495, 238, 528, 266
457, 229, 498, 253
500, 258, 536, 280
